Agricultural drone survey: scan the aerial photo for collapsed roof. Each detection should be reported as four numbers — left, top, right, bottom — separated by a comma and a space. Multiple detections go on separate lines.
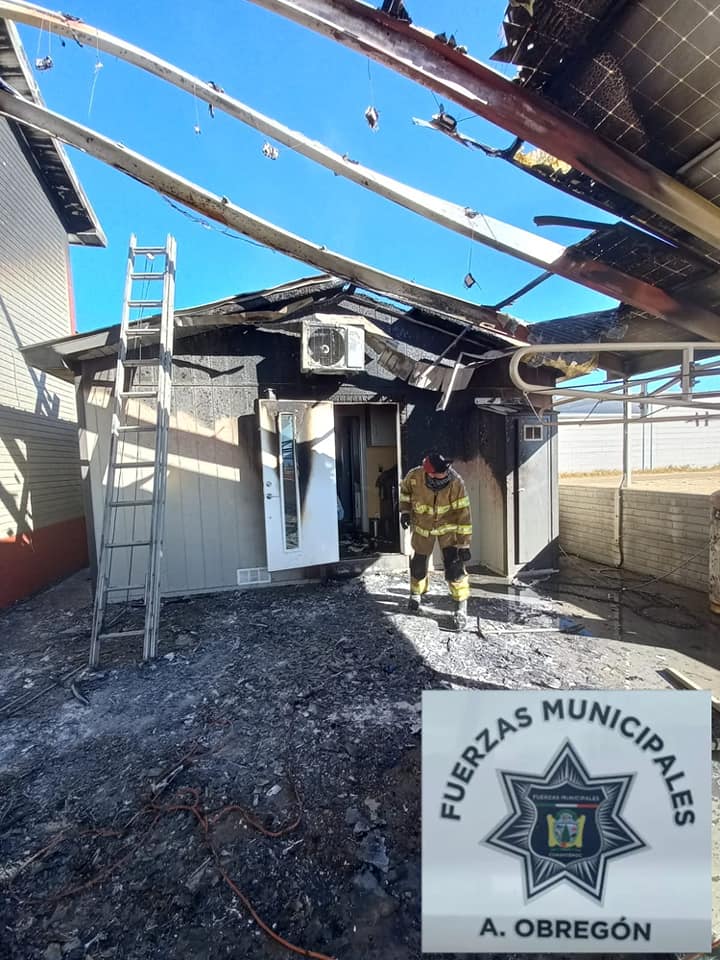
19, 275, 517, 394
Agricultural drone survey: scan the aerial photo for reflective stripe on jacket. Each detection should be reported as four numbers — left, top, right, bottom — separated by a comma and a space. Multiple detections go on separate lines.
399, 465, 472, 547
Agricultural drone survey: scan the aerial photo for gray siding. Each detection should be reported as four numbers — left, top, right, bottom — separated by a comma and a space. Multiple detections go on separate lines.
559, 485, 622, 566
621, 489, 711, 591
0, 116, 80, 538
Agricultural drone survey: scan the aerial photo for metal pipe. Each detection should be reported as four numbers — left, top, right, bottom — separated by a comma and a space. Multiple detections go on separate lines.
681, 347, 694, 399
492, 271, 553, 310
5, 3, 720, 335
0, 85, 519, 340
621, 378, 632, 488
243, 0, 720, 252
558, 413, 720, 425
509, 342, 720, 410
534, 215, 621, 232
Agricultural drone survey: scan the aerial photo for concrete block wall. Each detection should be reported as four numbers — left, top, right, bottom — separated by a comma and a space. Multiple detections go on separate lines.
621, 490, 711, 591
560, 485, 712, 592
559, 486, 621, 566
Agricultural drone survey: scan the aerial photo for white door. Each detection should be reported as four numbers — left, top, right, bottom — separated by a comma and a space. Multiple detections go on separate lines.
259, 399, 339, 571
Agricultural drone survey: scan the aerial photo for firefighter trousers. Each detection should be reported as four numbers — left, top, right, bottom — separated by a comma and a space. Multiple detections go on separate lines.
409, 541, 469, 603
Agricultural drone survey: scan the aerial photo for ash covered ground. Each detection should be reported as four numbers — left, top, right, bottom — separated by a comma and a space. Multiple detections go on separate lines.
0, 559, 718, 960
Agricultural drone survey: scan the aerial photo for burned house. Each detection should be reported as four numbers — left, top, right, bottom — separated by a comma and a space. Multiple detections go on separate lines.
22, 275, 559, 597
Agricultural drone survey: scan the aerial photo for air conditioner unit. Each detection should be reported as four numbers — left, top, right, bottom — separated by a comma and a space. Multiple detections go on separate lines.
301, 316, 366, 374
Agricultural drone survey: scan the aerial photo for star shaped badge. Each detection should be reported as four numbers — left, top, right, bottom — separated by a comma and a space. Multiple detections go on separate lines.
484, 740, 645, 902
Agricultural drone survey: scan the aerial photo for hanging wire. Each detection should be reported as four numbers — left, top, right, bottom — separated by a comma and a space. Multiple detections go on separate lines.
87, 32, 104, 117
34, 18, 45, 59
162, 197, 275, 251
34, 17, 54, 71
464, 217, 477, 289
366, 58, 375, 105
192, 82, 202, 135
364, 58, 380, 130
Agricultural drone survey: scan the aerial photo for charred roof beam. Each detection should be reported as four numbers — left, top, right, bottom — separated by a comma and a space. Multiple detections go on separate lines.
242, 0, 720, 252
5, 1, 720, 341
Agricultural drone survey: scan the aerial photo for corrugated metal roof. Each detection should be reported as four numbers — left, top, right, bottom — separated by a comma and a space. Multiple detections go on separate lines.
0, 19, 105, 247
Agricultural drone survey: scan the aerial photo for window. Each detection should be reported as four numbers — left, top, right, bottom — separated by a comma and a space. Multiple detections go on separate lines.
523, 424, 543, 442
278, 413, 300, 550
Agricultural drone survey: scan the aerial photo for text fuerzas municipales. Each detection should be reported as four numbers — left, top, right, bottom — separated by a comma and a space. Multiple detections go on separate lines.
439, 697, 696, 826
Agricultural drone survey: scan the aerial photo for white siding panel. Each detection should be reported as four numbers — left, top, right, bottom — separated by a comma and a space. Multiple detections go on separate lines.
0, 115, 82, 541
559, 408, 720, 474
82, 374, 267, 596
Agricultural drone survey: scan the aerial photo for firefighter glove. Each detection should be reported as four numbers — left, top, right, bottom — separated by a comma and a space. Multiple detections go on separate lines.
458, 548, 471, 562
400, 513, 411, 529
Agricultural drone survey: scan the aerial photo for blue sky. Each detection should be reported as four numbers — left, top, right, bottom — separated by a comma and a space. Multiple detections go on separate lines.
21, 0, 622, 333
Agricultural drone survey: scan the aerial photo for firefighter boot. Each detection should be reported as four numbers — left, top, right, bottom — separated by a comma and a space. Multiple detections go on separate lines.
452, 599, 468, 631
408, 593, 423, 613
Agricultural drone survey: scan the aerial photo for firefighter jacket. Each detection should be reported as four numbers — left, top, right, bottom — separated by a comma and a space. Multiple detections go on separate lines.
399, 466, 472, 552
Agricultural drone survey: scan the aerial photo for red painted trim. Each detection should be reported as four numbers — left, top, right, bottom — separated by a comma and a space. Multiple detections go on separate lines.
65, 245, 77, 335
0, 515, 88, 608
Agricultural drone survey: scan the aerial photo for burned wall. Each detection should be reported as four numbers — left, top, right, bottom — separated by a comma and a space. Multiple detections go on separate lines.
79, 325, 535, 592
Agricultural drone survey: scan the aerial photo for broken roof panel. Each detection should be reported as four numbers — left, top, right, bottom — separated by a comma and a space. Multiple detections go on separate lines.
494, 0, 720, 261
568, 222, 715, 290
20, 275, 520, 382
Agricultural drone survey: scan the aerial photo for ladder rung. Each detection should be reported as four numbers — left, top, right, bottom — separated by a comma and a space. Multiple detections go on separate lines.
134, 246, 166, 255
117, 424, 156, 434
124, 359, 161, 367
107, 540, 152, 548
113, 460, 157, 468
126, 328, 160, 338
110, 498, 154, 507
119, 390, 158, 398
106, 584, 146, 592
131, 272, 165, 280
99, 630, 145, 640
127, 299, 163, 308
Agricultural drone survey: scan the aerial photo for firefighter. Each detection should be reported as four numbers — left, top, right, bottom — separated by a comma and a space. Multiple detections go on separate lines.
399, 452, 472, 630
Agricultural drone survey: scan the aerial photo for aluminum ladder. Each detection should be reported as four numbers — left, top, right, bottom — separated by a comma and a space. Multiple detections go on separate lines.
89, 234, 177, 667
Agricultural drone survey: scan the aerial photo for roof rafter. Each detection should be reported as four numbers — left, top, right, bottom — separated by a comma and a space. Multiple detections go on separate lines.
242, 0, 720, 252
2, 1, 720, 341
0, 84, 525, 342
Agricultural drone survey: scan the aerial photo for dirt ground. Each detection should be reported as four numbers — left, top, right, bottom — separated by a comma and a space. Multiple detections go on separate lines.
1, 558, 719, 960
561, 468, 720, 494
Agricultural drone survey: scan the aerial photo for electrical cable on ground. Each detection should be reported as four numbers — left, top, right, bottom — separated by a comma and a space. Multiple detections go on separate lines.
7, 743, 335, 960
555, 546, 706, 628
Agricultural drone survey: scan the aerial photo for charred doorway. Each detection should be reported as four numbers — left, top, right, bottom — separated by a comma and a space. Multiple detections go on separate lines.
334, 403, 401, 559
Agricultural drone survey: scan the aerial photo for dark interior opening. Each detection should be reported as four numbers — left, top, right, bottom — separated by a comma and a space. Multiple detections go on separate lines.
334, 403, 401, 560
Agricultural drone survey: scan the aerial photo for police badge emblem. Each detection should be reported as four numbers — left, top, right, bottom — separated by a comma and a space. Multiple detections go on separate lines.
485, 741, 645, 901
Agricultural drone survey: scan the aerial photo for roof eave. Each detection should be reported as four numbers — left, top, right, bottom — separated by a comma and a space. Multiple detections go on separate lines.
0, 19, 105, 247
